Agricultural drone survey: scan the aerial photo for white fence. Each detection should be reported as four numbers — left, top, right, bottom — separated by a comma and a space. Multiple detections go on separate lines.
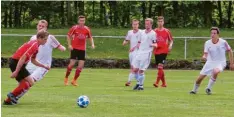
1, 34, 234, 59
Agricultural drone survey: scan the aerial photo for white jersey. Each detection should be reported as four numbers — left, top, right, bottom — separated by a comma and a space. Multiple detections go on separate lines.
204, 38, 231, 63
125, 29, 141, 52
137, 29, 157, 54
27, 35, 61, 67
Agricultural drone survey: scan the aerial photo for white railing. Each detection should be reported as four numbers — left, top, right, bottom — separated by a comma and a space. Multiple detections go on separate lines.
1, 34, 234, 59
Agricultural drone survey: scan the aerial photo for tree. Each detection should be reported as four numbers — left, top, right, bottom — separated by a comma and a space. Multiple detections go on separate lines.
78, 1, 84, 15
227, 1, 232, 28
217, 1, 223, 27
141, 2, 146, 19
99, 1, 104, 25
60, 1, 65, 26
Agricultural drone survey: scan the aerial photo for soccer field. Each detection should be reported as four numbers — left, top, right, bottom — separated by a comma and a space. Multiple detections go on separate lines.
1, 68, 234, 117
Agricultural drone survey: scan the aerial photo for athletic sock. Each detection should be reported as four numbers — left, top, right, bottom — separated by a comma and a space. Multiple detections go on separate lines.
138, 74, 145, 86
192, 83, 200, 92
128, 73, 135, 82
73, 68, 82, 81
12, 80, 31, 98
65, 66, 72, 78
207, 77, 216, 89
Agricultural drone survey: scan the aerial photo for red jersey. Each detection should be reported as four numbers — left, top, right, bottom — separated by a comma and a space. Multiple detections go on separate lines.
154, 28, 173, 55
67, 25, 92, 50
12, 40, 39, 64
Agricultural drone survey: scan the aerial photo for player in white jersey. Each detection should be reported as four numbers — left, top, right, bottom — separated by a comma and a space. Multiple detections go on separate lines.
132, 18, 157, 90
123, 19, 141, 86
190, 27, 234, 95
15, 20, 66, 101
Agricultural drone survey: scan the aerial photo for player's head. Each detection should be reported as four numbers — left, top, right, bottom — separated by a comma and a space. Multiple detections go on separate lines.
132, 19, 139, 30
145, 18, 153, 29
157, 16, 164, 28
210, 27, 220, 39
36, 30, 49, 45
37, 20, 48, 32
78, 15, 86, 26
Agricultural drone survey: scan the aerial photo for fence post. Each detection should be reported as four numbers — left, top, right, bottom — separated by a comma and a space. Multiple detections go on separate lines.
184, 38, 187, 59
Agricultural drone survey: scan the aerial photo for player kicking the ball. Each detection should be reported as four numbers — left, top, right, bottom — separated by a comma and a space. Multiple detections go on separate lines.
153, 16, 173, 88
190, 27, 234, 95
132, 18, 157, 90
123, 19, 141, 86
3, 30, 50, 105
7, 20, 67, 103
64, 15, 95, 86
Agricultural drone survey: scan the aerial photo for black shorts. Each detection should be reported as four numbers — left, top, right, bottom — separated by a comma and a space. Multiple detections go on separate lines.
70, 49, 86, 60
155, 54, 167, 65
9, 58, 30, 82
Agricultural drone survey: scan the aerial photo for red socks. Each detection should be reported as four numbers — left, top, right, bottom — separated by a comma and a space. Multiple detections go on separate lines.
155, 65, 166, 85
73, 68, 82, 80
65, 66, 72, 78
6, 80, 31, 102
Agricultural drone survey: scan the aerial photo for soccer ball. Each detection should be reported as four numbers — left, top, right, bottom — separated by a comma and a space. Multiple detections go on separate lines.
77, 95, 90, 108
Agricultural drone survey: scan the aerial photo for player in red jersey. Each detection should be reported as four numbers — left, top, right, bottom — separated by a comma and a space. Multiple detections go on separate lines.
64, 15, 95, 86
153, 16, 173, 88
3, 30, 50, 105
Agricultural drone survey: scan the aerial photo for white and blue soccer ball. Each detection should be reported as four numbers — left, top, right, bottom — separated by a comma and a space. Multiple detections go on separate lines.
77, 95, 90, 108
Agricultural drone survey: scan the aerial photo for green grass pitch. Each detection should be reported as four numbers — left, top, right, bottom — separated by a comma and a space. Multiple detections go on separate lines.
1, 68, 234, 117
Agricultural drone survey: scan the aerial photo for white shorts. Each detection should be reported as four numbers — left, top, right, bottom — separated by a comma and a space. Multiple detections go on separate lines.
26, 62, 49, 81
132, 52, 152, 71
200, 62, 226, 76
129, 51, 137, 66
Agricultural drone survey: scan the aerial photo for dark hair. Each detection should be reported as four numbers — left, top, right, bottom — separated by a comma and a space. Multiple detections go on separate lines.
78, 15, 85, 19
210, 27, 220, 34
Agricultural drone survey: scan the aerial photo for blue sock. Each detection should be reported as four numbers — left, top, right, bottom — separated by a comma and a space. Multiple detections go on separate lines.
138, 74, 145, 85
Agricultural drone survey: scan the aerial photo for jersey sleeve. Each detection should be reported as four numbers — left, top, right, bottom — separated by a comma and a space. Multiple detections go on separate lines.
50, 35, 61, 48
152, 32, 157, 43
204, 41, 209, 54
167, 29, 173, 41
67, 25, 77, 37
224, 41, 231, 51
25, 42, 38, 59
125, 31, 131, 41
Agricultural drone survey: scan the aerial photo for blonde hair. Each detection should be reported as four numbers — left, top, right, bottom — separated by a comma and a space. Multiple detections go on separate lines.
132, 19, 139, 23
38, 20, 48, 27
145, 18, 153, 24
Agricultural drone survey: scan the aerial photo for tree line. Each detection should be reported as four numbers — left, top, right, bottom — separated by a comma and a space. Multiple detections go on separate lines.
1, 1, 234, 28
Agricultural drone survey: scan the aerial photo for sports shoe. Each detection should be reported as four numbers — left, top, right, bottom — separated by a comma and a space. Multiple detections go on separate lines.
206, 88, 212, 95
189, 91, 196, 94
153, 83, 159, 88
161, 84, 167, 88
137, 85, 144, 90
64, 78, 69, 86
125, 82, 131, 86
7, 93, 17, 104
133, 84, 140, 90
3, 100, 15, 105
71, 80, 78, 86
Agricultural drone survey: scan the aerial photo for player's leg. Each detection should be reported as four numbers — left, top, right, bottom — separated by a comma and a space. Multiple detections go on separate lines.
137, 53, 152, 90
206, 64, 224, 95
132, 57, 141, 90
125, 52, 135, 86
190, 74, 206, 94
64, 49, 77, 85
71, 50, 86, 86
4, 64, 32, 105
153, 54, 161, 87
16, 68, 48, 101
160, 54, 167, 87
71, 60, 84, 86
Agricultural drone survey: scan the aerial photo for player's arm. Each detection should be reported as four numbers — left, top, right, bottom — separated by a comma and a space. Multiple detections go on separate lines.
167, 30, 173, 51
202, 42, 208, 61
67, 26, 76, 50
10, 54, 27, 78
150, 33, 158, 48
123, 40, 129, 46
31, 58, 50, 70
225, 41, 234, 70
87, 29, 95, 49
50, 35, 66, 51
123, 31, 130, 46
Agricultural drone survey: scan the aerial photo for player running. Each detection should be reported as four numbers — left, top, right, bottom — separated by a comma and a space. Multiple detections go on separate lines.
8, 20, 67, 103
64, 15, 95, 86
190, 27, 234, 95
132, 18, 157, 90
3, 30, 50, 105
123, 19, 141, 86
153, 16, 173, 88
